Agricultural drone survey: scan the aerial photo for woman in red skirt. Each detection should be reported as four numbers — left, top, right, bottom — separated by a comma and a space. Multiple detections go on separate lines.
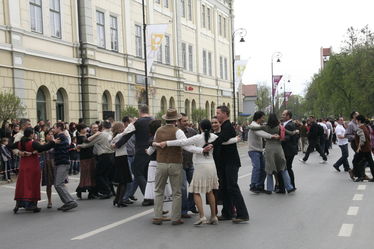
12, 127, 57, 213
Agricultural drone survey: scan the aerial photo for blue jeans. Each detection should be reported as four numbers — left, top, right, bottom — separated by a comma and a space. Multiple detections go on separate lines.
266, 170, 293, 192
182, 167, 195, 214
334, 144, 350, 170
248, 151, 266, 189
123, 155, 138, 201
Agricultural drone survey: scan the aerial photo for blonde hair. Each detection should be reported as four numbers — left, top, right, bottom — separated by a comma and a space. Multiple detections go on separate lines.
111, 122, 125, 137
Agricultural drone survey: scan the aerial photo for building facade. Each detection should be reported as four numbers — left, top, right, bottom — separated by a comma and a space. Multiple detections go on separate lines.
0, 0, 235, 124
238, 83, 257, 117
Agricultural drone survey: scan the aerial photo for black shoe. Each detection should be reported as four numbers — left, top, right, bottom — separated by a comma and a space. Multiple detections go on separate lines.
76, 191, 82, 199
287, 188, 297, 193
98, 193, 111, 199
354, 177, 364, 182
217, 215, 232, 221
181, 214, 192, 218
123, 199, 134, 205
189, 208, 199, 214
117, 202, 128, 207
260, 189, 272, 195
249, 187, 260, 194
61, 202, 78, 212
57, 204, 68, 211
232, 217, 249, 224
142, 199, 154, 206
88, 193, 99, 200
333, 165, 341, 172
275, 189, 286, 194
129, 196, 138, 201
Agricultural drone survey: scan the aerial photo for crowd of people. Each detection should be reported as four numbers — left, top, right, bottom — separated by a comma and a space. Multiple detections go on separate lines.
1, 106, 374, 226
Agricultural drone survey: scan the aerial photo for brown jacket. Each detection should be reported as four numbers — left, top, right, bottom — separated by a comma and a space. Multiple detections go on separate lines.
155, 125, 182, 163
355, 124, 371, 153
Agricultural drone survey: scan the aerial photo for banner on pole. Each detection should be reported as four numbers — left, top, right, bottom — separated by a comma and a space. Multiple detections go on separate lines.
146, 24, 168, 74
234, 60, 248, 91
272, 75, 283, 96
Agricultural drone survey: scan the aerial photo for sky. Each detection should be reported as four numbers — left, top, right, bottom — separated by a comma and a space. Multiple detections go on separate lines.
233, 0, 374, 96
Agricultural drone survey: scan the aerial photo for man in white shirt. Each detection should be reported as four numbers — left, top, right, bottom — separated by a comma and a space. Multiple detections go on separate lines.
333, 117, 350, 172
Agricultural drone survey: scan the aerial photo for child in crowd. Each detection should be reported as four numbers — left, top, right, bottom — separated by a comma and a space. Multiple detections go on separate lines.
68, 137, 80, 175
1, 138, 12, 182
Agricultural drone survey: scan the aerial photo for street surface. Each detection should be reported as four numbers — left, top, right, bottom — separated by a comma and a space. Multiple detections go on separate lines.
0, 143, 372, 249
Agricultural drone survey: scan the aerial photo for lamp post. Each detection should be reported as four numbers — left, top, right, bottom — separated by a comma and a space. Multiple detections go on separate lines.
271, 52, 282, 113
142, 0, 149, 106
232, 28, 247, 123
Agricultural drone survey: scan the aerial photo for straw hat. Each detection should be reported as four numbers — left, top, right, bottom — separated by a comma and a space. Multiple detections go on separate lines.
162, 109, 182, 121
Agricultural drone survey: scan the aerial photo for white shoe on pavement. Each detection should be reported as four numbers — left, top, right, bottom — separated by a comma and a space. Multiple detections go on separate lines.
194, 216, 207, 226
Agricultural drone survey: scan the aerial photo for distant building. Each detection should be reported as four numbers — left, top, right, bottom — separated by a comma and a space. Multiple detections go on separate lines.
320, 47, 332, 69
238, 83, 257, 117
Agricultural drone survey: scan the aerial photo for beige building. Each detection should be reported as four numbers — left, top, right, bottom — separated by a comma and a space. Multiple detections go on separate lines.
0, 0, 235, 124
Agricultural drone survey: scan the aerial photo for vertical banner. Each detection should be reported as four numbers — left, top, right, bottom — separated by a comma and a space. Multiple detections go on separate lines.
234, 60, 248, 92
146, 24, 168, 74
272, 75, 283, 96
284, 91, 292, 104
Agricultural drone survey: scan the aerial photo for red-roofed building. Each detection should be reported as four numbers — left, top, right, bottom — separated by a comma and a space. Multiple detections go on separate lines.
320, 47, 332, 69
238, 83, 257, 116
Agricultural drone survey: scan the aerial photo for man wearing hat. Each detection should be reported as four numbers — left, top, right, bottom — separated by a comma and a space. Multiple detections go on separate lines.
152, 109, 212, 225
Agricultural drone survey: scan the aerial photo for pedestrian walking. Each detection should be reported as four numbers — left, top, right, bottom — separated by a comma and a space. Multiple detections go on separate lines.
333, 117, 351, 172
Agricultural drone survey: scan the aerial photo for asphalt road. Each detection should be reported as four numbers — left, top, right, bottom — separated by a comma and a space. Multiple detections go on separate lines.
0, 143, 373, 249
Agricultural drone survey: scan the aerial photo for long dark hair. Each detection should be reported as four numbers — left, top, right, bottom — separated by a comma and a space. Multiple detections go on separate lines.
199, 119, 212, 144
20, 127, 34, 151
267, 114, 280, 129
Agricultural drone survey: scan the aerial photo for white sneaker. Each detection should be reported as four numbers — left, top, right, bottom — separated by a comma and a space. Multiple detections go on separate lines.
194, 216, 207, 226
298, 158, 306, 163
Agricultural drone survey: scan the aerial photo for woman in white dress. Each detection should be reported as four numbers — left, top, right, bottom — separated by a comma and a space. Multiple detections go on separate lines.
155, 119, 238, 226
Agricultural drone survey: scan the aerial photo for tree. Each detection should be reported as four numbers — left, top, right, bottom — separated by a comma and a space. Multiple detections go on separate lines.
121, 106, 139, 118
191, 108, 207, 123
0, 92, 25, 126
255, 83, 271, 112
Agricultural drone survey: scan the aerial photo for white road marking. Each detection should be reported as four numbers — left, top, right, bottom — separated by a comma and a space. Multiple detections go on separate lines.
338, 224, 354, 237
71, 209, 154, 240
357, 185, 366, 190
353, 194, 363, 201
347, 206, 359, 216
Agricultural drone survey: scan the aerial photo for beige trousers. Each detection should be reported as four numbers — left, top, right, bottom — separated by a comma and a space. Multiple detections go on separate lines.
154, 163, 183, 221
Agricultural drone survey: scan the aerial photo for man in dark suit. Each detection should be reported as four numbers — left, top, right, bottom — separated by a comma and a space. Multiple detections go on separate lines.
277, 110, 298, 193
212, 106, 249, 223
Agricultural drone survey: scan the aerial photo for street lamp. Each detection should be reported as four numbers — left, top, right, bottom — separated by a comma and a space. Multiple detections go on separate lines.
271, 52, 282, 113
232, 28, 247, 123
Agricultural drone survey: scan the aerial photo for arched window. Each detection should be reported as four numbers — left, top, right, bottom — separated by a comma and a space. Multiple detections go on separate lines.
191, 99, 196, 112
169, 97, 175, 109
36, 88, 47, 122
223, 102, 226, 106
205, 101, 210, 119
211, 101, 215, 118
115, 93, 123, 121
160, 96, 167, 113
56, 89, 65, 121
185, 99, 190, 118
102, 91, 110, 111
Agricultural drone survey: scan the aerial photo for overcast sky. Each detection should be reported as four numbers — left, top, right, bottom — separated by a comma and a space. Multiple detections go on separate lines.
233, 0, 374, 96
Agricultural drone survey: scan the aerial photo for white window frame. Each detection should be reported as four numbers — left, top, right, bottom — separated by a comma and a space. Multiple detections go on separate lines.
181, 0, 186, 18
220, 56, 223, 79
50, 0, 61, 38
224, 58, 228, 80
218, 15, 222, 36
182, 42, 187, 70
164, 0, 169, 8
207, 7, 211, 30
208, 52, 212, 76
110, 15, 119, 51
187, 0, 192, 21
30, 0, 43, 33
201, 5, 206, 28
157, 41, 163, 63
135, 24, 143, 57
165, 35, 171, 64
96, 11, 106, 48
203, 50, 207, 75
188, 44, 193, 72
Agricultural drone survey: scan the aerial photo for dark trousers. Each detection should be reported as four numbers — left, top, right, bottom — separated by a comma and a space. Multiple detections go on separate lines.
278, 154, 295, 191
95, 153, 114, 195
303, 140, 327, 161
355, 152, 374, 178
334, 144, 350, 171
220, 163, 249, 219
132, 151, 150, 196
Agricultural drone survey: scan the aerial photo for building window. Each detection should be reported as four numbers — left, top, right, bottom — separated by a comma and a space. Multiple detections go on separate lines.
36, 88, 47, 122
218, 15, 222, 36
208, 52, 212, 76
164, 0, 169, 8
160, 96, 167, 113
110, 16, 118, 51
30, 0, 43, 33
187, 0, 192, 21
56, 89, 64, 122
102, 92, 109, 111
96, 11, 105, 48
224, 58, 228, 80
220, 56, 223, 79
201, 5, 206, 28
115, 93, 122, 121
165, 35, 170, 64
155, 0, 160, 4
188, 45, 193, 72
50, 0, 61, 38
157, 41, 163, 62
135, 24, 142, 57
223, 17, 227, 38
169, 97, 175, 109
207, 7, 211, 30
181, 0, 185, 18
181, 43, 187, 70
202, 50, 207, 75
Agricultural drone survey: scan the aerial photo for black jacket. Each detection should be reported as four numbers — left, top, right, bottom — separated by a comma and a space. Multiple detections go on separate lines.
307, 122, 320, 142
281, 120, 298, 157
